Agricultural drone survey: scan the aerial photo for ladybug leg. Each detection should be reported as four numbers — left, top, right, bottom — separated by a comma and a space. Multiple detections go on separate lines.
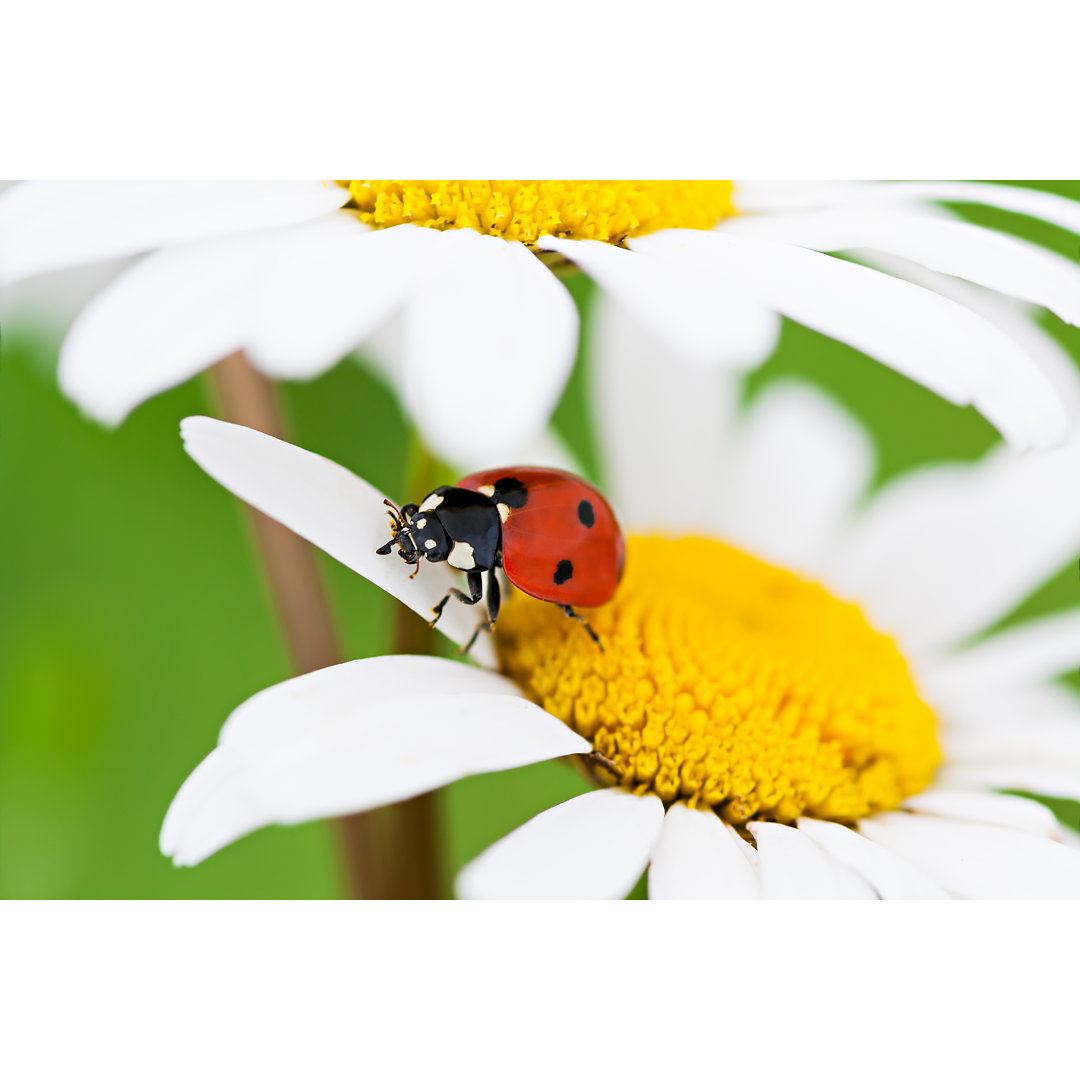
429, 570, 485, 628
459, 569, 502, 656
558, 604, 603, 651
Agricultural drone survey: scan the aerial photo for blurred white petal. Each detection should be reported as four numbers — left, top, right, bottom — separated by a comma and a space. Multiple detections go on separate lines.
631, 229, 1067, 451
161, 655, 589, 866
59, 218, 353, 424
456, 788, 664, 899
829, 435, 1080, 654
540, 235, 780, 368
925, 610, 1080, 702
795, 818, 946, 898
247, 223, 439, 380
722, 208, 1080, 324
403, 232, 578, 464
647, 803, 760, 898
180, 416, 497, 665
858, 251, 1080, 417
0, 180, 348, 284
588, 292, 742, 532
748, 821, 876, 898
900, 791, 1062, 839
723, 380, 874, 577
859, 812, 1080, 899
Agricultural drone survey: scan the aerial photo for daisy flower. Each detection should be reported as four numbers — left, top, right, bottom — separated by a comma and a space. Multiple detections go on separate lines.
4, 181, 1080, 461
160, 304, 1080, 898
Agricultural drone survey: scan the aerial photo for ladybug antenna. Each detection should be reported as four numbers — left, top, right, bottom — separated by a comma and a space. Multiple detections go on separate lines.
383, 498, 408, 537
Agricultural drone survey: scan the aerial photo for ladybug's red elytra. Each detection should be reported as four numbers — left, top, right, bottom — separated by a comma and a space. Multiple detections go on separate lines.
376, 467, 626, 652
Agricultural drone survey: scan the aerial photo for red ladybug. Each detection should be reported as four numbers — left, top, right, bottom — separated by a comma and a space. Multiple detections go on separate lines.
376, 467, 625, 651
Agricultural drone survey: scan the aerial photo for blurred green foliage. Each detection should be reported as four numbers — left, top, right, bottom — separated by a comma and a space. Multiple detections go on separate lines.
2, 183, 1079, 898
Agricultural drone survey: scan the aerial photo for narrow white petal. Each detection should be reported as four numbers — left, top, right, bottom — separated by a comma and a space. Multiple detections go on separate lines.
403, 232, 578, 464
539, 236, 781, 369
795, 818, 947, 898
647, 803, 760, 898
723, 380, 874, 577
588, 292, 743, 532
180, 416, 496, 664
161, 655, 589, 866
925, 610, 1080, 702
845, 182, 1080, 235
733, 181, 879, 213
59, 219, 353, 425
830, 434, 1080, 653
633, 229, 1067, 450
858, 812, 1080, 899
0, 181, 349, 284
247, 223, 439, 380
936, 765, 1080, 802
722, 208, 1080, 324
735, 181, 1080, 236
747, 822, 877, 898
859, 251, 1080, 418
451, 426, 583, 479
900, 791, 1062, 839
455, 789, 664, 899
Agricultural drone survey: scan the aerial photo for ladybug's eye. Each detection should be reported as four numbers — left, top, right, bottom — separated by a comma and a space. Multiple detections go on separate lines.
495, 535, 939, 827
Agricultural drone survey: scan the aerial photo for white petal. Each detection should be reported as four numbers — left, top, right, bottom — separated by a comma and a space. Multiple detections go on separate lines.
937, 765, 1080, 802
247, 223, 439, 381
587, 292, 743, 532
451, 425, 584, 480
900, 791, 1062, 839
723, 380, 874, 577
633, 229, 1067, 450
455, 788, 664, 899
859, 251, 1080, 418
858, 812, 1080, 899
747, 821, 877, 898
830, 435, 1080, 653
180, 416, 497, 664
59, 218, 354, 425
403, 232, 578, 464
539, 235, 781, 369
841, 181, 1080, 235
722, 208, 1080, 324
647, 803, 760, 898
925, 610, 1080, 702
161, 655, 589, 866
0, 181, 349, 284
733, 181, 879, 213
795, 818, 947, 898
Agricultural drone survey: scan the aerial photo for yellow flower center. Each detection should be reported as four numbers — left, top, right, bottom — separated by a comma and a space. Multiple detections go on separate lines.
345, 181, 736, 245
496, 536, 940, 825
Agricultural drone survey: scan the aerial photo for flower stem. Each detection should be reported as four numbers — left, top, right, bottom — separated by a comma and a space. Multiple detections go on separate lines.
209, 352, 443, 899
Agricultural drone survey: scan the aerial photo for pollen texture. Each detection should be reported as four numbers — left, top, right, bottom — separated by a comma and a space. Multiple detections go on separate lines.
345, 181, 736, 245
496, 536, 940, 825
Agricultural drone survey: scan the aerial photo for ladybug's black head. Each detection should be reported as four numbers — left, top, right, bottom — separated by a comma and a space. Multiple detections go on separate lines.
375, 498, 451, 568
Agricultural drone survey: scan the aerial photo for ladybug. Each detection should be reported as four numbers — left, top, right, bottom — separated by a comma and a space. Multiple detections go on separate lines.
376, 467, 625, 652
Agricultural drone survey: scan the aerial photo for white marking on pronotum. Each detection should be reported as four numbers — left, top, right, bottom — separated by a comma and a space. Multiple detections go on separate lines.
419, 493, 444, 512
478, 484, 496, 497
425, 539, 437, 550
415, 517, 427, 529
448, 541, 476, 570
497, 503, 512, 524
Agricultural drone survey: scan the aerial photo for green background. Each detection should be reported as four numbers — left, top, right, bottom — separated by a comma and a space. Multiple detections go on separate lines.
3, 182, 1079, 898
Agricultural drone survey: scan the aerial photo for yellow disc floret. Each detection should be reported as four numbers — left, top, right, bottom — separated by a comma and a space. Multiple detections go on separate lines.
345, 181, 736, 246
496, 536, 940, 825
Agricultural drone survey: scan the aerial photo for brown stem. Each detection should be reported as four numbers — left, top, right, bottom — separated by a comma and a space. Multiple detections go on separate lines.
209, 352, 442, 899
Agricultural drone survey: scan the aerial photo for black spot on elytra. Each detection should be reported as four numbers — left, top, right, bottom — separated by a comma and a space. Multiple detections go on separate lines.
493, 476, 528, 508
577, 499, 595, 528
554, 559, 573, 585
